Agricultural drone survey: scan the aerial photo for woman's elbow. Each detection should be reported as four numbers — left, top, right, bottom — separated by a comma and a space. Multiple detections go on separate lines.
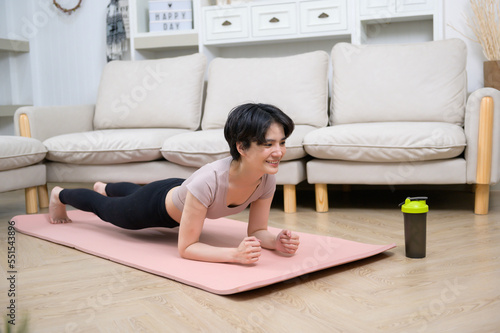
178, 245, 189, 259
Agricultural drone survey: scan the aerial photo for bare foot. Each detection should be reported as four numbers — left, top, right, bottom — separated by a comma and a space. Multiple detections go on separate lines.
49, 186, 72, 224
93, 181, 108, 196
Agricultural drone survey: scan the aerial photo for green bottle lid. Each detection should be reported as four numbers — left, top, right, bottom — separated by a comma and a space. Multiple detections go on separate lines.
400, 197, 429, 214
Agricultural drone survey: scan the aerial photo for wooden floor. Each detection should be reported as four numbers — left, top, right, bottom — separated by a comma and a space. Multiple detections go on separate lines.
1, 184, 499, 332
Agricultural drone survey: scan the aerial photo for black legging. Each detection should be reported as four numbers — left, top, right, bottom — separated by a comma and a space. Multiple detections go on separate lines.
59, 178, 185, 230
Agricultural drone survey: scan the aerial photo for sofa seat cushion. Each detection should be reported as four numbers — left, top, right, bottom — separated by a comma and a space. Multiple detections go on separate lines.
303, 122, 466, 162
0, 136, 47, 171
44, 129, 191, 165
162, 125, 315, 168
202, 51, 329, 130
94, 53, 206, 130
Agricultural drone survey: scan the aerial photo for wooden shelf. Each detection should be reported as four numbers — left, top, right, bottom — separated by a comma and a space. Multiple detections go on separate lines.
0, 105, 30, 117
134, 31, 199, 51
0, 38, 29, 53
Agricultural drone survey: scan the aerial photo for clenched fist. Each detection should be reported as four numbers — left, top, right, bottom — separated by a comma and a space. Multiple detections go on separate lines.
234, 236, 262, 264
275, 229, 300, 255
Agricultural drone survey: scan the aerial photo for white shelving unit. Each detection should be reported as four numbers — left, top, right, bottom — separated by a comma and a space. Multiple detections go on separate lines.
127, 0, 442, 62
0, 38, 29, 53
0, 105, 29, 118
354, 0, 442, 44
129, 0, 201, 60
0, 38, 31, 121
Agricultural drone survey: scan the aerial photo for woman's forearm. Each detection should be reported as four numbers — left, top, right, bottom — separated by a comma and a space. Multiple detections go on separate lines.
249, 229, 276, 250
250, 229, 300, 254
179, 242, 236, 263
179, 236, 262, 264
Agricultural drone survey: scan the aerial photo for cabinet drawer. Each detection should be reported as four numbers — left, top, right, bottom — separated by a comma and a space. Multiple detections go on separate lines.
251, 3, 297, 38
204, 7, 249, 41
300, 0, 347, 33
396, 0, 434, 13
360, 0, 434, 16
359, 0, 393, 17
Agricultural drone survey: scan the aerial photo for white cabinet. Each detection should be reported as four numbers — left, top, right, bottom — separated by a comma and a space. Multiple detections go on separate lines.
251, 3, 297, 37
300, 0, 348, 34
396, 0, 434, 13
359, 0, 392, 16
359, 0, 434, 17
201, 0, 350, 46
204, 6, 249, 41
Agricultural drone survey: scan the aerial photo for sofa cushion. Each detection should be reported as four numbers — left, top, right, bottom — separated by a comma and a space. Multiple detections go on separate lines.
94, 53, 206, 130
44, 129, 190, 165
162, 125, 315, 168
202, 51, 329, 130
0, 136, 47, 171
331, 39, 467, 126
303, 122, 466, 162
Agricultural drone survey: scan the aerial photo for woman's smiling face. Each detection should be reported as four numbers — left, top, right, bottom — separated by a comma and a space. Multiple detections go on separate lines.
240, 122, 287, 175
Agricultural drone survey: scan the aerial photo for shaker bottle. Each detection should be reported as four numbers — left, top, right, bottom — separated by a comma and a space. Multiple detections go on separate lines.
400, 197, 429, 258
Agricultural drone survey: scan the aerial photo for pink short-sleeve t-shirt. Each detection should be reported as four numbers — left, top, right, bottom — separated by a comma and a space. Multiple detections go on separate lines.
172, 157, 276, 219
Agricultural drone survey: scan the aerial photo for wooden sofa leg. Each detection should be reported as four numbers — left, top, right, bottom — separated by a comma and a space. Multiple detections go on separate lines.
475, 96, 494, 215
38, 185, 49, 208
475, 184, 490, 215
19, 113, 46, 212
315, 184, 329, 213
283, 185, 296, 213
25, 186, 38, 214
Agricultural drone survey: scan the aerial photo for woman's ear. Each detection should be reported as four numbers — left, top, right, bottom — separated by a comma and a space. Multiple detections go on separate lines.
236, 142, 246, 157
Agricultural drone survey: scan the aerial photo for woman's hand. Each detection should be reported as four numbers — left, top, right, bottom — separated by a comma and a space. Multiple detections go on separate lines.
275, 230, 300, 255
234, 236, 262, 264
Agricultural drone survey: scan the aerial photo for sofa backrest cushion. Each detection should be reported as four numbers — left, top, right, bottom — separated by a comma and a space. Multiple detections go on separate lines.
331, 39, 467, 125
202, 51, 329, 130
94, 53, 206, 130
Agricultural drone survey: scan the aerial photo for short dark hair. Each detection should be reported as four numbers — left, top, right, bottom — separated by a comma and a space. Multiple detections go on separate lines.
224, 103, 295, 160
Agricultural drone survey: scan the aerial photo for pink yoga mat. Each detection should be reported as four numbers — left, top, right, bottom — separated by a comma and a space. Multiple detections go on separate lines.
12, 210, 395, 295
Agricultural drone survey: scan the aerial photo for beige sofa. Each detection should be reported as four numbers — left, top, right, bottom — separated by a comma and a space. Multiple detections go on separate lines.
0, 135, 47, 213
14, 39, 499, 215
14, 51, 330, 213
303, 39, 500, 214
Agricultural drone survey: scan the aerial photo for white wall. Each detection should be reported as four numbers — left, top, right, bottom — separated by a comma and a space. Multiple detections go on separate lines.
0, 1, 17, 134
2, 0, 108, 107
0, 0, 12, 104
443, 0, 487, 92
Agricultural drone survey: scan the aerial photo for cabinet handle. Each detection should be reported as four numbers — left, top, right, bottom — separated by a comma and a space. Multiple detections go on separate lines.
222, 20, 232, 26
318, 12, 329, 19
269, 17, 280, 23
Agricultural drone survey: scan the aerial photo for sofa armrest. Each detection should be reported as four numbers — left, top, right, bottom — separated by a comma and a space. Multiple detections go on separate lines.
464, 88, 500, 185
14, 105, 95, 141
